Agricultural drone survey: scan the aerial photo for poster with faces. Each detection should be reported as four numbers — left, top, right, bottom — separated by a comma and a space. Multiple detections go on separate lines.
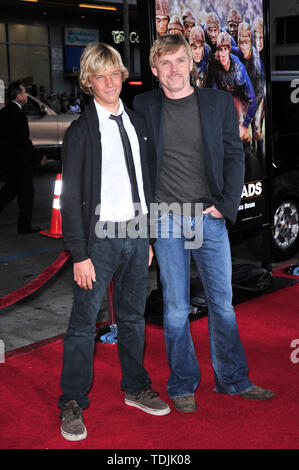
155, 0, 267, 224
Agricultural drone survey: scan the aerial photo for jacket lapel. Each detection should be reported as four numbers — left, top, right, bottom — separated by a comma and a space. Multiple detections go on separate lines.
148, 91, 163, 151
125, 104, 144, 141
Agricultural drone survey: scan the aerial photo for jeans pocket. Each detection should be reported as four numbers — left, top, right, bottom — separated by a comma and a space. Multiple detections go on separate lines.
207, 213, 224, 220
204, 213, 226, 239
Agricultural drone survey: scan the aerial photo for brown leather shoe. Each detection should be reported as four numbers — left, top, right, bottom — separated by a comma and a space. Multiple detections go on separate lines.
172, 395, 197, 412
240, 385, 274, 400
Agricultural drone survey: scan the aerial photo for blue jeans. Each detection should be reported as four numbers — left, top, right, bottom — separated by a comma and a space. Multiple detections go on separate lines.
59, 233, 151, 409
154, 212, 253, 398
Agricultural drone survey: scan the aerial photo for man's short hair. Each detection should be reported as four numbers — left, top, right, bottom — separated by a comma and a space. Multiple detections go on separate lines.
79, 42, 129, 95
149, 34, 192, 68
7, 81, 24, 101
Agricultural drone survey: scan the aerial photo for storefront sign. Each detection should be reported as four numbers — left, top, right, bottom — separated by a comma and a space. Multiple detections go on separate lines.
64, 28, 99, 46
111, 30, 139, 44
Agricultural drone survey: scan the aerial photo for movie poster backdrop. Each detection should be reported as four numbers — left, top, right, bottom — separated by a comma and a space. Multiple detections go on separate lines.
154, 0, 267, 229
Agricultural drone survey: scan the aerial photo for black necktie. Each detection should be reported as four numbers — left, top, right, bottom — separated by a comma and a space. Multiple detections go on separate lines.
109, 113, 140, 204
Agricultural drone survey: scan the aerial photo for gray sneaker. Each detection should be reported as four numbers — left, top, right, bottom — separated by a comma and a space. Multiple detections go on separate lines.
59, 400, 87, 441
172, 395, 197, 413
125, 388, 170, 416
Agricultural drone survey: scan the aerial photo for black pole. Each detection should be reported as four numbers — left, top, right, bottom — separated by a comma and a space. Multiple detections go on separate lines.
123, 0, 130, 72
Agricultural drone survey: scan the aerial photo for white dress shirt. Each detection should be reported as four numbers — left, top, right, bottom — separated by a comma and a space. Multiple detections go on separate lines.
94, 98, 148, 222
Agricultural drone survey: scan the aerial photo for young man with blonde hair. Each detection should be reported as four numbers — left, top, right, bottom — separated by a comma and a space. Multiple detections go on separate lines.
58, 42, 170, 442
134, 34, 274, 413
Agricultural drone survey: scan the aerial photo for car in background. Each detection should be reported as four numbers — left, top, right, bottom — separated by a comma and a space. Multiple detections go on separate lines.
22, 94, 80, 159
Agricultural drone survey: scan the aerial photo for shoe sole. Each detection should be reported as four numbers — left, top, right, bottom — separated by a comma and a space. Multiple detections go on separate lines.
61, 426, 87, 441
125, 398, 171, 416
240, 393, 274, 400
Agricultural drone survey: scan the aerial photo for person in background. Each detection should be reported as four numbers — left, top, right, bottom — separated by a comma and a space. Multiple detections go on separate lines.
0, 81, 47, 233
189, 24, 212, 88
69, 98, 81, 113
213, 31, 256, 144
182, 8, 196, 43
167, 15, 184, 36
204, 12, 221, 53
225, 9, 243, 43
155, 0, 170, 37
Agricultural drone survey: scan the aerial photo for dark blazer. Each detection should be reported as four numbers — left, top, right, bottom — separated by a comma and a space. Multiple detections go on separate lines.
60, 99, 153, 263
0, 101, 38, 174
133, 86, 245, 224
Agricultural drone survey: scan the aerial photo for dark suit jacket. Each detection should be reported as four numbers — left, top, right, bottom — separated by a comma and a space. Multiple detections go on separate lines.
60, 99, 153, 263
0, 101, 38, 174
133, 86, 245, 224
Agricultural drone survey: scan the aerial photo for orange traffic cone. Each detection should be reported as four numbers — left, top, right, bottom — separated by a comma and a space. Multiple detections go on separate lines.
41, 173, 63, 239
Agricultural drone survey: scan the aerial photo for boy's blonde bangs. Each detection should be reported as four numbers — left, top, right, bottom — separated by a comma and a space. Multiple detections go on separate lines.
79, 42, 129, 95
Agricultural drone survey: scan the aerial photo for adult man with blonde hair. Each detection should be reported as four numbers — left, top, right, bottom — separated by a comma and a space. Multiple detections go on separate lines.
58, 42, 170, 441
134, 34, 274, 413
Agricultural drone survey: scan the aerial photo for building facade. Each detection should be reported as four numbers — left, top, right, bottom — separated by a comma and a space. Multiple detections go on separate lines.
270, 0, 299, 71
0, 0, 140, 100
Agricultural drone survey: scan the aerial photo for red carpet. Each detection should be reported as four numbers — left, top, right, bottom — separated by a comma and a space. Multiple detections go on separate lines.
0, 280, 298, 450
